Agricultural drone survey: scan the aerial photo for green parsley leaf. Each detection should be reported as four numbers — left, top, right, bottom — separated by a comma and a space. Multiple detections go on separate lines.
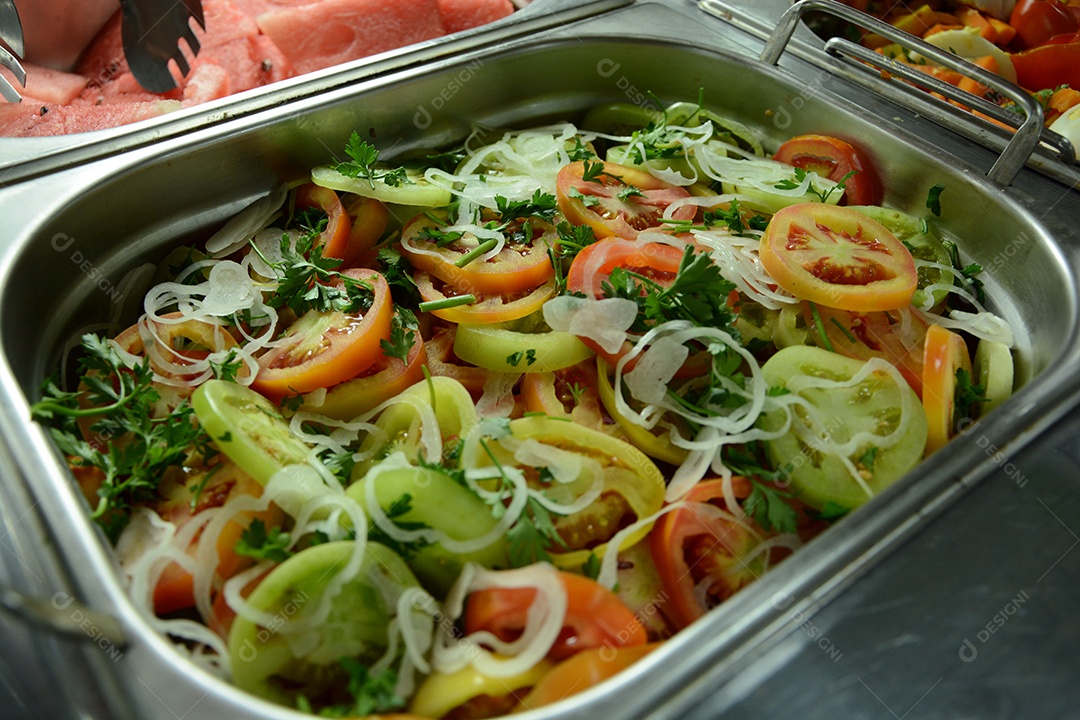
379, 308, 418, 364
333, 132, 410, 188
311, 659, 405, 718
367, 494, 431, 560
235, 519, 292, 563
743, 480, 799, 535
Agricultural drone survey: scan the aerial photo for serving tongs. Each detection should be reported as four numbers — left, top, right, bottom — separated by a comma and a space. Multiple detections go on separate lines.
0, 0, 25, 103
120, 0, 206, 93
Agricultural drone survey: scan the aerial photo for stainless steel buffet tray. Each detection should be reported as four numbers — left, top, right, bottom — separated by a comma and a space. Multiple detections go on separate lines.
1, 1, 1079, 718
0, 0, 630, 186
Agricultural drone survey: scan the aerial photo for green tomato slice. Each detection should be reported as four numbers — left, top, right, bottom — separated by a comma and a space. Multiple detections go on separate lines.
848, 205, 952, 309
228, 541, 421, 708
974, 338, 1014, 415
354, 376, 479, 476
192, 379, 309, 485
346, 463, 508, 596
311, 164, 452, 207
758, 345, 928, 510
452, 324, 594, 374
663, 101, 765, 156
772, 305, 812, 349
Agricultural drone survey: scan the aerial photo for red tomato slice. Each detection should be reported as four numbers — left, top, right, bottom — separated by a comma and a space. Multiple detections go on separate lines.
649, 478, 764, 630
556, 160, 695, 240
294, 183, 352, 261
463, 571, 646, 661
922, 324, 973, 454
342, 195, 389, 268
1011, 40, 1080, 91
804, 302, 929, 397
1010, 0, 1079, 49
152, 459, 281, 616
772, 134, 882, 206
253, 268, 393, 399
303, 328, 428, 420
760, 203, 918, 312
399, 211, 555, 296
414, 271, 555, 325
567, 236, 685, 300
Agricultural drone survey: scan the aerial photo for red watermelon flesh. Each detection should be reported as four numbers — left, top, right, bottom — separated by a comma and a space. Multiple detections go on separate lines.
4, 100, 182, 137
255, 0, 446, 75
438, 0, 514, 34
0, 62, 89, 105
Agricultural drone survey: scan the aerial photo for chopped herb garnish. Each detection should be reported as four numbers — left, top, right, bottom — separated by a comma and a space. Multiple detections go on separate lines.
332, 132, 409, 188
235, 518, 292, 563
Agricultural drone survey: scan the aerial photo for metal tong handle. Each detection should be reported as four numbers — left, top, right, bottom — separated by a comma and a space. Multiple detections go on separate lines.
0, 0, 25, 102
0, 584, 126, 648
760, 0, 1052, 186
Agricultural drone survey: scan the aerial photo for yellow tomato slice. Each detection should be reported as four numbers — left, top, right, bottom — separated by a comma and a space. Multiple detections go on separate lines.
760, 203, 917, 312
922, 324, 973, 454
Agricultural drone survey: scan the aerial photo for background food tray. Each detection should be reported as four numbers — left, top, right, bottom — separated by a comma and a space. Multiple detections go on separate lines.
1, 1, 1079, 718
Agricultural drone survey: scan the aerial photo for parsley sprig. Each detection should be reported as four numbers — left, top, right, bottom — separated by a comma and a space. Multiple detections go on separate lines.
332, 132, 409, 188
297, 659, 405, 718
601, 245, 737, 332
254, 230, 374, 316
235, 518, 292, 563
31, 334, 214, 540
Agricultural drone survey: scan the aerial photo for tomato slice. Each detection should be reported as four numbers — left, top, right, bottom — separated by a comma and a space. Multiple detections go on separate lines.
513, 643, 660, 711
399, 210, 555, 296
556, 160, 695, 240
567, 237, 684, 300
253, 268, 393, 399
804, 303, 929, 396
294, 183, 352, 261
1010, 0, 1079, 49
150, 459, 280, 616
760, 203, 918, 312
342, 195, 389, 268
299, 327, 428, 420
922, 324, 973, 454
415, 271, 555, 325
564, 237, 686, 367
463, 571, 646, 661
422, 325, 489, 395
649, 478, 764, 630
519, 359, 606, 430
772, 134, 882, 206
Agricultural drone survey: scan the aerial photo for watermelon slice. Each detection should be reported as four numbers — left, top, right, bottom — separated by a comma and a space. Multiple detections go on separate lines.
438, 0, 514, 34
2, 100, 182, 137
0, 62, 89, 106
255, 0, 446, 75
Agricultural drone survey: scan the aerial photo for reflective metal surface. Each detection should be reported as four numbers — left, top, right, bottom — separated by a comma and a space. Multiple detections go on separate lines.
0, 1, 1079, 718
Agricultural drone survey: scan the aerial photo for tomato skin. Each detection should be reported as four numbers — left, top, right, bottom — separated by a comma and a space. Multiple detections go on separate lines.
772, 134, 882, 206
649, 479, 762, 630
556, 160, 695, 240
922, 324, 973, 454
463, 571, 647, 661
253, 268, 393, 399
294, 183, 352, 261
1010, 0, 1078, 49
760, 203, 918, 312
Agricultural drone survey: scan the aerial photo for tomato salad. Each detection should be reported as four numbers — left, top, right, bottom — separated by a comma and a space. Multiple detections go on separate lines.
31, 98, 1017, 718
